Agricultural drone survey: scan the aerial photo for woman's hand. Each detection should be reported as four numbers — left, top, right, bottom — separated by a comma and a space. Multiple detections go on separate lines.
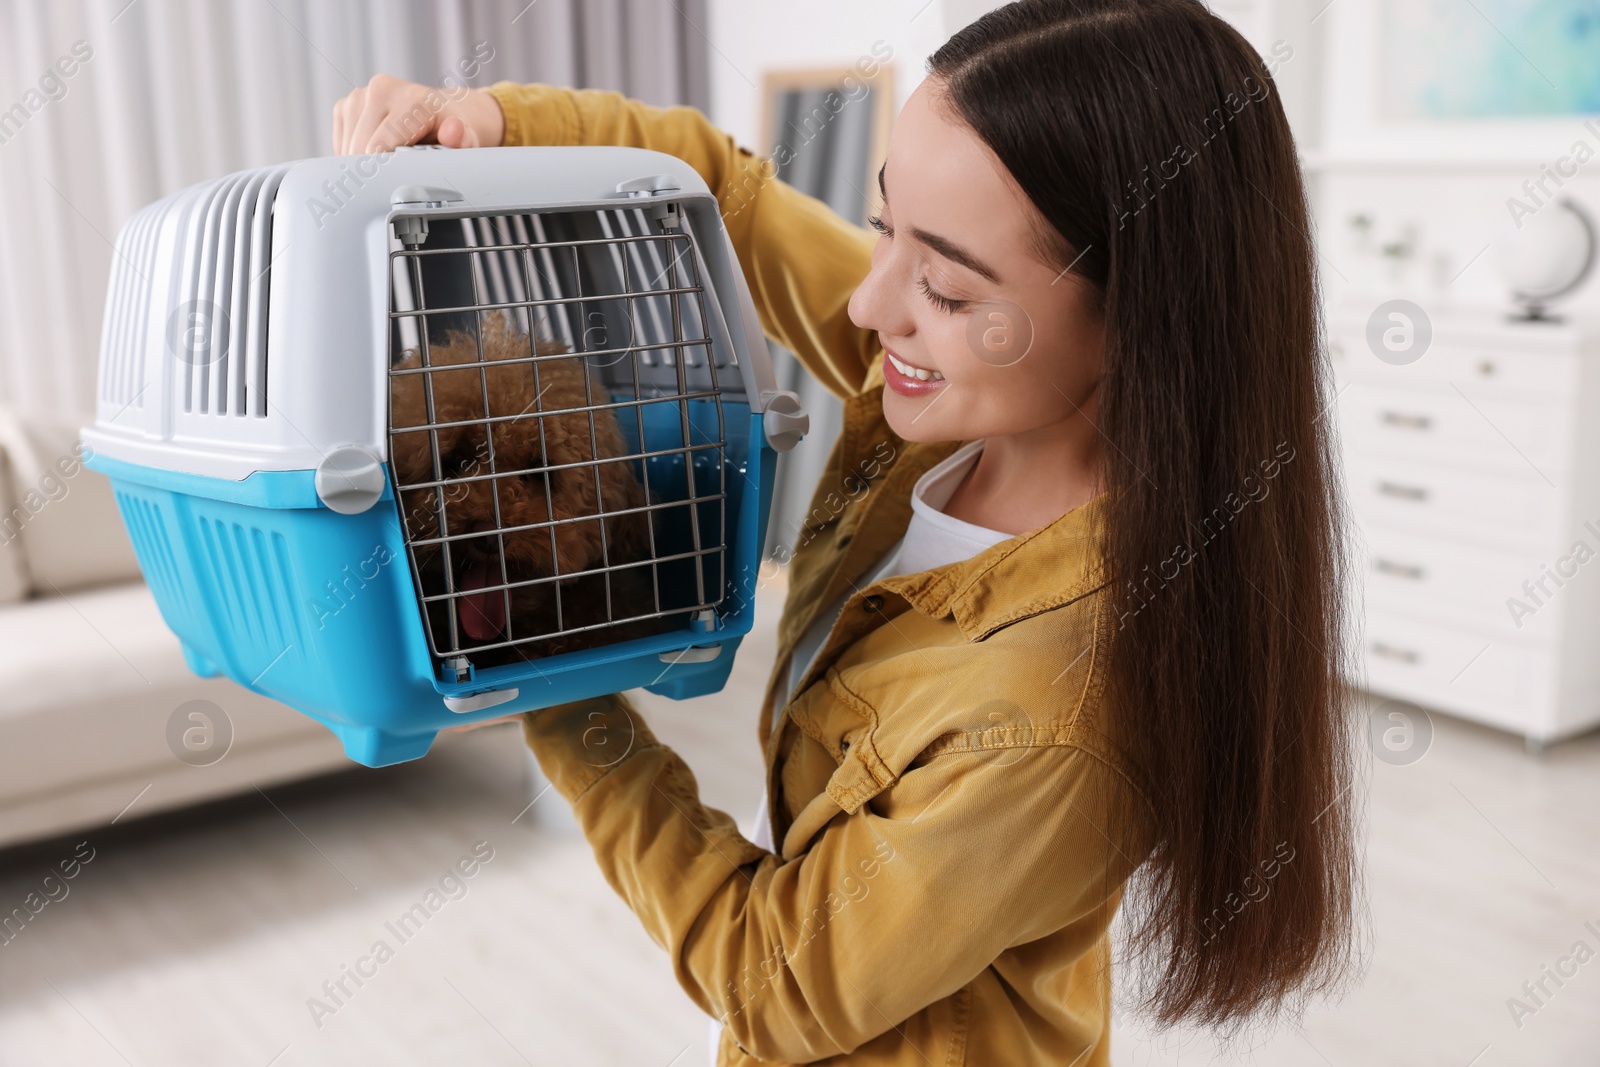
330, 74, 505, 155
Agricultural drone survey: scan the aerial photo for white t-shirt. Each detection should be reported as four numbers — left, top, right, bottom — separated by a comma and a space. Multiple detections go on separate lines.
708, 438, 1014, 1062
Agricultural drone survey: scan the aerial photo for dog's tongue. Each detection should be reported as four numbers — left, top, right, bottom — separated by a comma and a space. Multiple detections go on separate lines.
458, 560, 506, 641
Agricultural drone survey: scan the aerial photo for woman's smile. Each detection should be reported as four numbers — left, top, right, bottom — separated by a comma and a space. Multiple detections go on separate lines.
882, 346, 949, 396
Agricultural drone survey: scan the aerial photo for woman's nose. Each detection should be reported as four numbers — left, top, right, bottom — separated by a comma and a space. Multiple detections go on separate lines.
848, 242, 912, 339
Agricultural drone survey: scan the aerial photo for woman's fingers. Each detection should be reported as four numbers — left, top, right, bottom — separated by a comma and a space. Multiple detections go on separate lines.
330, 85, 362, 155
331, 77, 502, 154
436, 113, 476, 149
344, 74, 416, 155
367, 82, 453, 152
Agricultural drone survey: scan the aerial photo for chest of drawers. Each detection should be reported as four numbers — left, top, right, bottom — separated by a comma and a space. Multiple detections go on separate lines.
1330, 308, 1600, 746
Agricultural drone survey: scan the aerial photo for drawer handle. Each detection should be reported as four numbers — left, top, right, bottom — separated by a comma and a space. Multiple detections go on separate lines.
1373, 558, 1425, 580
1371, 642, 1420, 664
1377, 481, 1429, 502
1379, 411, 1432, 431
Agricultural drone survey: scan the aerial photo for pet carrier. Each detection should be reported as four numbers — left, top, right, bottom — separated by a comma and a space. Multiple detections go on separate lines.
82, 146, 809, 767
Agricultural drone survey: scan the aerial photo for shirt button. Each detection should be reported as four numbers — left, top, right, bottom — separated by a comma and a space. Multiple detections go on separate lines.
862, 594, 883, 612
840, 739, 851, 753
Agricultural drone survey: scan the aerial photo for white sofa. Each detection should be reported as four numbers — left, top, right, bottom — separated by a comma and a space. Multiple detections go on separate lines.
0, 410, 351, 849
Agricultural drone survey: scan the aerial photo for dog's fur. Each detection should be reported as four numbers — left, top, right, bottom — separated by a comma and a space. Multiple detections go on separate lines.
390, 313, 669, 664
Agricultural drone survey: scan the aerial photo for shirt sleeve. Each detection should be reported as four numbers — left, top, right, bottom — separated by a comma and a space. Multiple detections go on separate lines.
519, 692, 1151, 1063
483, 81, 883, 401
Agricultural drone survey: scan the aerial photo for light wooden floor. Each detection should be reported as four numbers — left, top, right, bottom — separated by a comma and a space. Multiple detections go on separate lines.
1, 570, 1597, 1066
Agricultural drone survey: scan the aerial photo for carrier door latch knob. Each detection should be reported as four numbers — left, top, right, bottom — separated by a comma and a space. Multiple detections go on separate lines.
617, 175, 684, 228
658, 608, 723, 663
443, 688, 520, 714
391, 184, 464, 206
616, 175, 682, 197
760, 390, 809, 453
315, 446, 387, 515
659, 645, 722, 664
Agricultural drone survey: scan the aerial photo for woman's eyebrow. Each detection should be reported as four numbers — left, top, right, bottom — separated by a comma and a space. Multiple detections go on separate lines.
878, 161, 1001, 284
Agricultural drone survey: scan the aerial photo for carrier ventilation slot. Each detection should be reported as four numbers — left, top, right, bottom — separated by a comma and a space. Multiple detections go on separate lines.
116, 493, 183, 607
194, 517, 306, 675
98, 199, 166, 410
386, 206, 732, 673
173, 165, 289, 419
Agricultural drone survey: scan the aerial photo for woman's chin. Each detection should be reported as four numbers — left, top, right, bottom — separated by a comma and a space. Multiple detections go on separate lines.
881, 392, 950, 443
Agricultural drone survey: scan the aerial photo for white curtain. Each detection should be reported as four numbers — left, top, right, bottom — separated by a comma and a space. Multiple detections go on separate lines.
0, 0, 708, 420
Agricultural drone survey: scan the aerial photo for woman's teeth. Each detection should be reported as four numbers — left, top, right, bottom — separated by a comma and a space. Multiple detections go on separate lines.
888, 352, 945, 381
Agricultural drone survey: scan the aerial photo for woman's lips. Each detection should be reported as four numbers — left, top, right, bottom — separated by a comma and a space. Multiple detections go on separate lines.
882, 348, 948, 397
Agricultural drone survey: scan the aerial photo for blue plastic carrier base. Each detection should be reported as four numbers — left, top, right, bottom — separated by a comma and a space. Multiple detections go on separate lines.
87, 401, 775, 767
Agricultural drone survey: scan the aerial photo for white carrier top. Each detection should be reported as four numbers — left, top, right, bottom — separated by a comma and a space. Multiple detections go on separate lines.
82, 146, 808, 483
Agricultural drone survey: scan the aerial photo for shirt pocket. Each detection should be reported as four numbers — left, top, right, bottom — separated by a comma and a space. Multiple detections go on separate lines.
775, 668, 896, 858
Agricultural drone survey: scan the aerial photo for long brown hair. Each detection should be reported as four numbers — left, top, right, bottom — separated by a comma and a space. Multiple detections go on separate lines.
929, 0, 1361, 1029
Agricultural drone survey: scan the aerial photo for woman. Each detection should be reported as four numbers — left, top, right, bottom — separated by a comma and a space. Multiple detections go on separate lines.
333, 1, 1360, 1062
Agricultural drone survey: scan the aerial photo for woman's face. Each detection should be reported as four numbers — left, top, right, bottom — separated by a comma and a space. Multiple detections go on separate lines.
847, 77, 1105, 445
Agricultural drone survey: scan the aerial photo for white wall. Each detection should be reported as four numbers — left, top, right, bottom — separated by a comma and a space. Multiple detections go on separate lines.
704, 0, 955, 150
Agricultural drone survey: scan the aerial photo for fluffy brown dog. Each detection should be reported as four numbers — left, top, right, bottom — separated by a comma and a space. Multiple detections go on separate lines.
389, 312, 671, 665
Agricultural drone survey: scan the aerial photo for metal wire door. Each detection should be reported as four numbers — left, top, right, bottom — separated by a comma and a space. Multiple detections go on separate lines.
386, 204, 732, 675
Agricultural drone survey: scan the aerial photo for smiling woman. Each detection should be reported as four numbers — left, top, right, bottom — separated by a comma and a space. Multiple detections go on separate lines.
332, 1, 1359, 1062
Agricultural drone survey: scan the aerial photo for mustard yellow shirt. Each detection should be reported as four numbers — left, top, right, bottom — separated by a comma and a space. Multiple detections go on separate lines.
488, 81, 1155, 1067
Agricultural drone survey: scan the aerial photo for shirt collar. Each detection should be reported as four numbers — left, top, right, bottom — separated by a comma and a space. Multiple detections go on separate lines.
834, 382, 1109, 642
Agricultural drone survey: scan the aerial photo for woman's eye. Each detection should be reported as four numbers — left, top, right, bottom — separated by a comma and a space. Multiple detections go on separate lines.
867, 211, 967, 313
917, 274, 969, 314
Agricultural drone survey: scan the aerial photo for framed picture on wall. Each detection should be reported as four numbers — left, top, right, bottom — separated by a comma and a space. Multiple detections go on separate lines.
758, 62, 896, 227
1319, 0, 1600, 163
1381, 0, 1600, 120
